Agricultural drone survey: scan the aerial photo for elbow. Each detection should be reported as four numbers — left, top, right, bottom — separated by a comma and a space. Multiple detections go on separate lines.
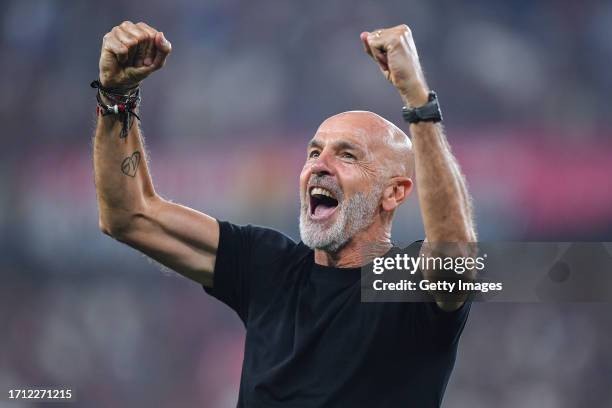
97, 197, 159, 241
98, 219, 112, 237
98, 216, 131, 240
98, 208, 144, 241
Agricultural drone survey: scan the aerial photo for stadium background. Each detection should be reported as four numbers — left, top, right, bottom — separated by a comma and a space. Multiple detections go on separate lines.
1, 0, 611, 406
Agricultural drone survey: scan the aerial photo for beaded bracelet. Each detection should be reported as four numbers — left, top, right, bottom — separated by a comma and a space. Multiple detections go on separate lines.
91, 80, 141, 139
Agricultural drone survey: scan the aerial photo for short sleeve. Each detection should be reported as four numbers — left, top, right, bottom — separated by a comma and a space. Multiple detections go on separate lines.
203, 220, 298, 325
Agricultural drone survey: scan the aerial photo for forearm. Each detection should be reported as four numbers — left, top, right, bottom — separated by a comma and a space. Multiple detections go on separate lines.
93, 109, 157, 234
410, 122, 475, 243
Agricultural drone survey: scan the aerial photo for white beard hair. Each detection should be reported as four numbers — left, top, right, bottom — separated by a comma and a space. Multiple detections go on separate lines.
299, 183, 384, 253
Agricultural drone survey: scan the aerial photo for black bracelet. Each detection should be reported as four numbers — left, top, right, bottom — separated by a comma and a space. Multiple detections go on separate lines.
91, 80, 141, 139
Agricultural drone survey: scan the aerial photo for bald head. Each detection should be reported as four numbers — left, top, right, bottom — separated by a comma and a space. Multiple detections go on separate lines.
319, 111, 414, 179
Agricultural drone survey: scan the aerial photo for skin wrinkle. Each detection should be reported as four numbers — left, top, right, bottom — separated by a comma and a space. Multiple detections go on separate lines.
299, 110, 414, 267
340, 110, 414, 179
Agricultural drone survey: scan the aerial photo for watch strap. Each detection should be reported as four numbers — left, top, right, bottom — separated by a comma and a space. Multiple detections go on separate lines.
402, 91, 443, 124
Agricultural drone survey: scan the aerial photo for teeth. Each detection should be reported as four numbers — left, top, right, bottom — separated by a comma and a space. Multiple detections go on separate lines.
311, 187, 334, 199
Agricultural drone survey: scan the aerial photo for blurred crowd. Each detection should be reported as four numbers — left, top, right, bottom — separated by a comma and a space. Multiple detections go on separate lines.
0, 0, 611, 406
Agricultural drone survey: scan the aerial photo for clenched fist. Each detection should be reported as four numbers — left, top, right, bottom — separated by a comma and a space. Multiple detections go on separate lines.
360, 25, 429, 107
99, 21, 172, 89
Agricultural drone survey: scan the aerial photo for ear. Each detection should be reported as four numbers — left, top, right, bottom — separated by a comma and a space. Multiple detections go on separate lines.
381, 177, 413, 212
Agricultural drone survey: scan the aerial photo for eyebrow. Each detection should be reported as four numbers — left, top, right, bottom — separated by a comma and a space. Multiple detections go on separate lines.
307, 139, 323, 150
334, 140, 361, 152
307, 139, 363, 153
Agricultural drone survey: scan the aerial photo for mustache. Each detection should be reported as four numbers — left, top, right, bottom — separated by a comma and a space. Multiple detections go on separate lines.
306, 175, 344, 201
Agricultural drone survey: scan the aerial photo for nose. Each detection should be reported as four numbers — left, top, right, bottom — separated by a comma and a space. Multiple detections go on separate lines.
310, 151, 334, 177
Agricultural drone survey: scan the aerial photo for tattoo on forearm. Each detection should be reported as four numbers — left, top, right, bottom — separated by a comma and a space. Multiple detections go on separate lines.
121, 151, 141, 177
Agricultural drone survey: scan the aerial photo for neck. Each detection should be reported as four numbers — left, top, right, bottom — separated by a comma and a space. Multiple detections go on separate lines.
314, 221, 392, 268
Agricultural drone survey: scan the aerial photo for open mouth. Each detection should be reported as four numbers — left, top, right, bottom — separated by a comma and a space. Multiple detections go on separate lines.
309, 186, 339, 220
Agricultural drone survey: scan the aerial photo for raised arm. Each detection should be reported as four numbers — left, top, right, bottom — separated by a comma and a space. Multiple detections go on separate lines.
94, 21, 218, 286
361, 25, 477, 310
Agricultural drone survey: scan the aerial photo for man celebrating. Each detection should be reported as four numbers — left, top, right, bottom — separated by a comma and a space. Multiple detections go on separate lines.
94, 21, 476, 407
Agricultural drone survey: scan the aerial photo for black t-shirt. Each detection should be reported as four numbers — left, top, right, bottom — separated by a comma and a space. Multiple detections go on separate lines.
204, 221, 471, 408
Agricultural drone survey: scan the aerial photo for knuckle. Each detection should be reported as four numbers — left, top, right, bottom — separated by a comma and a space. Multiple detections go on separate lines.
131, 27, 149, 40
140, 23, 156, 36
120, 20, 133, 28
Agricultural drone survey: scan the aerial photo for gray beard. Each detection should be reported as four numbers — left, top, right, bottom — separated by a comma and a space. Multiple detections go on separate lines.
299, 184, 383, 253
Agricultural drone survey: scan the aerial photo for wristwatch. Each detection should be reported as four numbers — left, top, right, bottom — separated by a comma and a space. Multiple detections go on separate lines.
401, 91, 443, 124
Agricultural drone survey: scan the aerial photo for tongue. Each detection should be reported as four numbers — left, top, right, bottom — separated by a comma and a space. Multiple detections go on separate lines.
314, 204, 336, 218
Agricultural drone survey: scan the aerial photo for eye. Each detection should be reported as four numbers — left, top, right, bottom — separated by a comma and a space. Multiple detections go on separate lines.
340, 152, 356, 160
309, 150, 320, 158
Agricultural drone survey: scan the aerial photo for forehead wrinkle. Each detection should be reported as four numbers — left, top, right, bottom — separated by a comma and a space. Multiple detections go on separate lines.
316, 110, 414, 178
308, 137, 362, 151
